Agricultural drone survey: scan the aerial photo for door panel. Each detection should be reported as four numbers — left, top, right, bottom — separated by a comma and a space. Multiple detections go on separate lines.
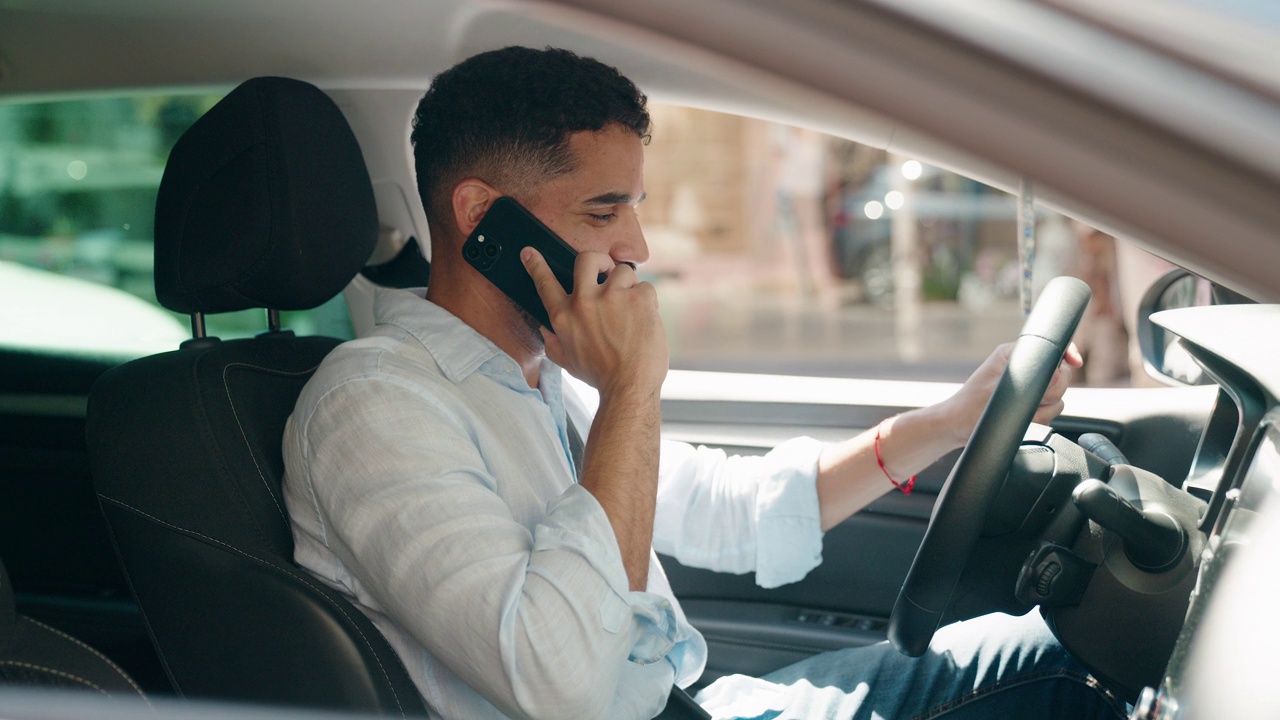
659, 371, 1215, 686
0, 348, 170, 692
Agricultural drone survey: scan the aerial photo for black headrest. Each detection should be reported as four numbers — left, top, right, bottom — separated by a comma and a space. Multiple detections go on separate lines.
154, 77, 377, 315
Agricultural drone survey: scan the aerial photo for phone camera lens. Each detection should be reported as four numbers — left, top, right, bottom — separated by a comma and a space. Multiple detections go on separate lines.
464, 244, 481, 260
484, 244, 499, 258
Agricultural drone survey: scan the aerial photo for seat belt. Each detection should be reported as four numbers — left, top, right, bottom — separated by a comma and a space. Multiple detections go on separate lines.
657, 687, 712, 719
566, 418, 586, 481
566, 418, 711, 720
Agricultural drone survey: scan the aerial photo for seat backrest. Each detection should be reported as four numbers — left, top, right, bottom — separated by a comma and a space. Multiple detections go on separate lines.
0, 555, 147, 699
85, 77, 427, 716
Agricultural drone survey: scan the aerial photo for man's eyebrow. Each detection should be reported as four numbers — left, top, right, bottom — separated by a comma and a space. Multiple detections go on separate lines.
583, 191, 647, 206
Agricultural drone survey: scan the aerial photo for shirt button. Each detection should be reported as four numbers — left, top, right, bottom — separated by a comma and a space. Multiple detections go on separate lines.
505, 362, 517, 374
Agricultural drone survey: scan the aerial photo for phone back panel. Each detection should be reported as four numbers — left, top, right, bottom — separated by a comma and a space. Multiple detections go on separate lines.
462, 197, 578, 329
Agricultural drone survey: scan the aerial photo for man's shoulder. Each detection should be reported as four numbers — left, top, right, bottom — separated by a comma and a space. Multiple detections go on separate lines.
300, 329, 453, 410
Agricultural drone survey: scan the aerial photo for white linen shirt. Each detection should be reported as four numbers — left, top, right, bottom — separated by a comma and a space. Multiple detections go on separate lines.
282, 288, 826, 720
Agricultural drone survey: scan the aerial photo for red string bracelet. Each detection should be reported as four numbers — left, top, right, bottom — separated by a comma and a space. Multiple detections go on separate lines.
875, 423, 916, 495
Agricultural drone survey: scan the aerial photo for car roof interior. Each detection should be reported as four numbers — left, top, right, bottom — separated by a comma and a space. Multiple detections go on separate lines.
3, 0, 1279, 302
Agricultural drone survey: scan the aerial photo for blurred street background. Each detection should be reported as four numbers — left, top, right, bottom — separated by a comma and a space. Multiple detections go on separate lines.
639, 105, 1159, 384
1, 96, 1166, 385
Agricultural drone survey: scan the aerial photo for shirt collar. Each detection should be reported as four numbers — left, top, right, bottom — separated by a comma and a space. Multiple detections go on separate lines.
372, 286, 561, 391
373, 286, 507, 383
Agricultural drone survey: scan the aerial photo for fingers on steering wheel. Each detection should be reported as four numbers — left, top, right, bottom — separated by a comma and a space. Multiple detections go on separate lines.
1033, 348, 1076, 424
1064, 342, 1084, 368
1032, 399, 1066, 425
1048, 361, 1072, 397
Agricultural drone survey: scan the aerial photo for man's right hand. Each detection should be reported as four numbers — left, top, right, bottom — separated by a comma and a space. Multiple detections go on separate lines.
522, 246, 668, 399
523, 245, 667, 592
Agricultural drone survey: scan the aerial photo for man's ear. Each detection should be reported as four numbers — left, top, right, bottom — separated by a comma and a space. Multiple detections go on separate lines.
451, 180, 500, 238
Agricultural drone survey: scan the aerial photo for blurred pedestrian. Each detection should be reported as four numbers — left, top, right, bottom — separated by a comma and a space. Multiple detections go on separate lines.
1069, 221, 1130, 386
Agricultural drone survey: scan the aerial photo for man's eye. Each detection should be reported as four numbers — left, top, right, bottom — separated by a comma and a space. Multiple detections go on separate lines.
589, 212, 616, 222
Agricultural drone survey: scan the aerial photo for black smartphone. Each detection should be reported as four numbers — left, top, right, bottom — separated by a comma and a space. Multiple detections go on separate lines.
462, 196, 599, 330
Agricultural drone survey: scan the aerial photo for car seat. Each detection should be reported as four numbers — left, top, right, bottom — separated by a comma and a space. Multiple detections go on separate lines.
0, 554, 147, 700
84, 76, 427, 716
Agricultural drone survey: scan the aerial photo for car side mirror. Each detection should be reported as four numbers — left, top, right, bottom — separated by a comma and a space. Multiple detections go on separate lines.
1136, 269, 1250, 386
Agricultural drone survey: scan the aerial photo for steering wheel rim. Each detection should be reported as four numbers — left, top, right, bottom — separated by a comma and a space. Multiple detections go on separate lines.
888, 275, 1092, 657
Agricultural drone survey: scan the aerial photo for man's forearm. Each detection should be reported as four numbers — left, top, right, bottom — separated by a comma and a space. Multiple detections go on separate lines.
815, 343, 1080, 531
579, 386, 663, 591
815, 405, 960, 531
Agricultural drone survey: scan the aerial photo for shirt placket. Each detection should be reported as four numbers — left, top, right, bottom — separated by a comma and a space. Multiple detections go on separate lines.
483, 357, 577, 485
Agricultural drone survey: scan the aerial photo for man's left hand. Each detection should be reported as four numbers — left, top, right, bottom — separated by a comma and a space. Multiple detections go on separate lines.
937, 342, 1084, 449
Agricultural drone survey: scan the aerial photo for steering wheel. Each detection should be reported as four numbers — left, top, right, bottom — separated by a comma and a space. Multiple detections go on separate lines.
888, 275, 1091, 657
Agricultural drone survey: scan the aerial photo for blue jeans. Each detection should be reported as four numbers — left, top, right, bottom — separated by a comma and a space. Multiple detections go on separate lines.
696, 611, 1128, 720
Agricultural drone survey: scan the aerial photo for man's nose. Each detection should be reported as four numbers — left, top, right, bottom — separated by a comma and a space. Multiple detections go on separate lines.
613, 210, 649, 267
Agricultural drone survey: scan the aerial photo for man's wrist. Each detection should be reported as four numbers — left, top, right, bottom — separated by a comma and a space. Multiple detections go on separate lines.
596, 380, 663, 411
896, 404, 966, 458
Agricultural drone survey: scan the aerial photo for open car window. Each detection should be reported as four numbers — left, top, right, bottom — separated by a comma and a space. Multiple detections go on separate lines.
643, 104, 1176, 388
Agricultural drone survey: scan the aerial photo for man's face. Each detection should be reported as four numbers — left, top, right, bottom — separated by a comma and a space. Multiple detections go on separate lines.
518, 123, 649, 268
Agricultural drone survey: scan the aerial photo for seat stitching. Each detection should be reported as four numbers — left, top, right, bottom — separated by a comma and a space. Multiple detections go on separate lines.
94, 504, 183, 695
99, 494, 409, 718
220, 361, 321, 524
0, 661, 110, 695
18, 616, 150, 700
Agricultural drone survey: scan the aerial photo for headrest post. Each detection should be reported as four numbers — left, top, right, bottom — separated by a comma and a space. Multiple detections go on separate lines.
190, 312, 207, 339
266, 308, 282, 333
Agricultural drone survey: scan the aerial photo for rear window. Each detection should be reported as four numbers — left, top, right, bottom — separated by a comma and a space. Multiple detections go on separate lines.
0, 93, 353, 361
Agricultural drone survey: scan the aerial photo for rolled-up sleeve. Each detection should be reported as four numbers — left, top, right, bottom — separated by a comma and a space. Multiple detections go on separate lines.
651, 437, 827, 588
290, 376, 681, 719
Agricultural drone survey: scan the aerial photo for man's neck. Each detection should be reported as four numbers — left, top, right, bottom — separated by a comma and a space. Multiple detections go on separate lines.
425, 261, 546, 389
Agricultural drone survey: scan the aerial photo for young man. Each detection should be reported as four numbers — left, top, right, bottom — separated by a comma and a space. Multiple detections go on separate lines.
282, 47, 1124, 719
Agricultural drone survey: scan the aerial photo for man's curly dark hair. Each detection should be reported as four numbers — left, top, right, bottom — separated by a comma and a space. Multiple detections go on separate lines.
411, 46, 651, 233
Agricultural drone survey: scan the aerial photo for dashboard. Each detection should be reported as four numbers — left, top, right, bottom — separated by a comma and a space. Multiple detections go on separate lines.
1135, 305, 1280, 719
